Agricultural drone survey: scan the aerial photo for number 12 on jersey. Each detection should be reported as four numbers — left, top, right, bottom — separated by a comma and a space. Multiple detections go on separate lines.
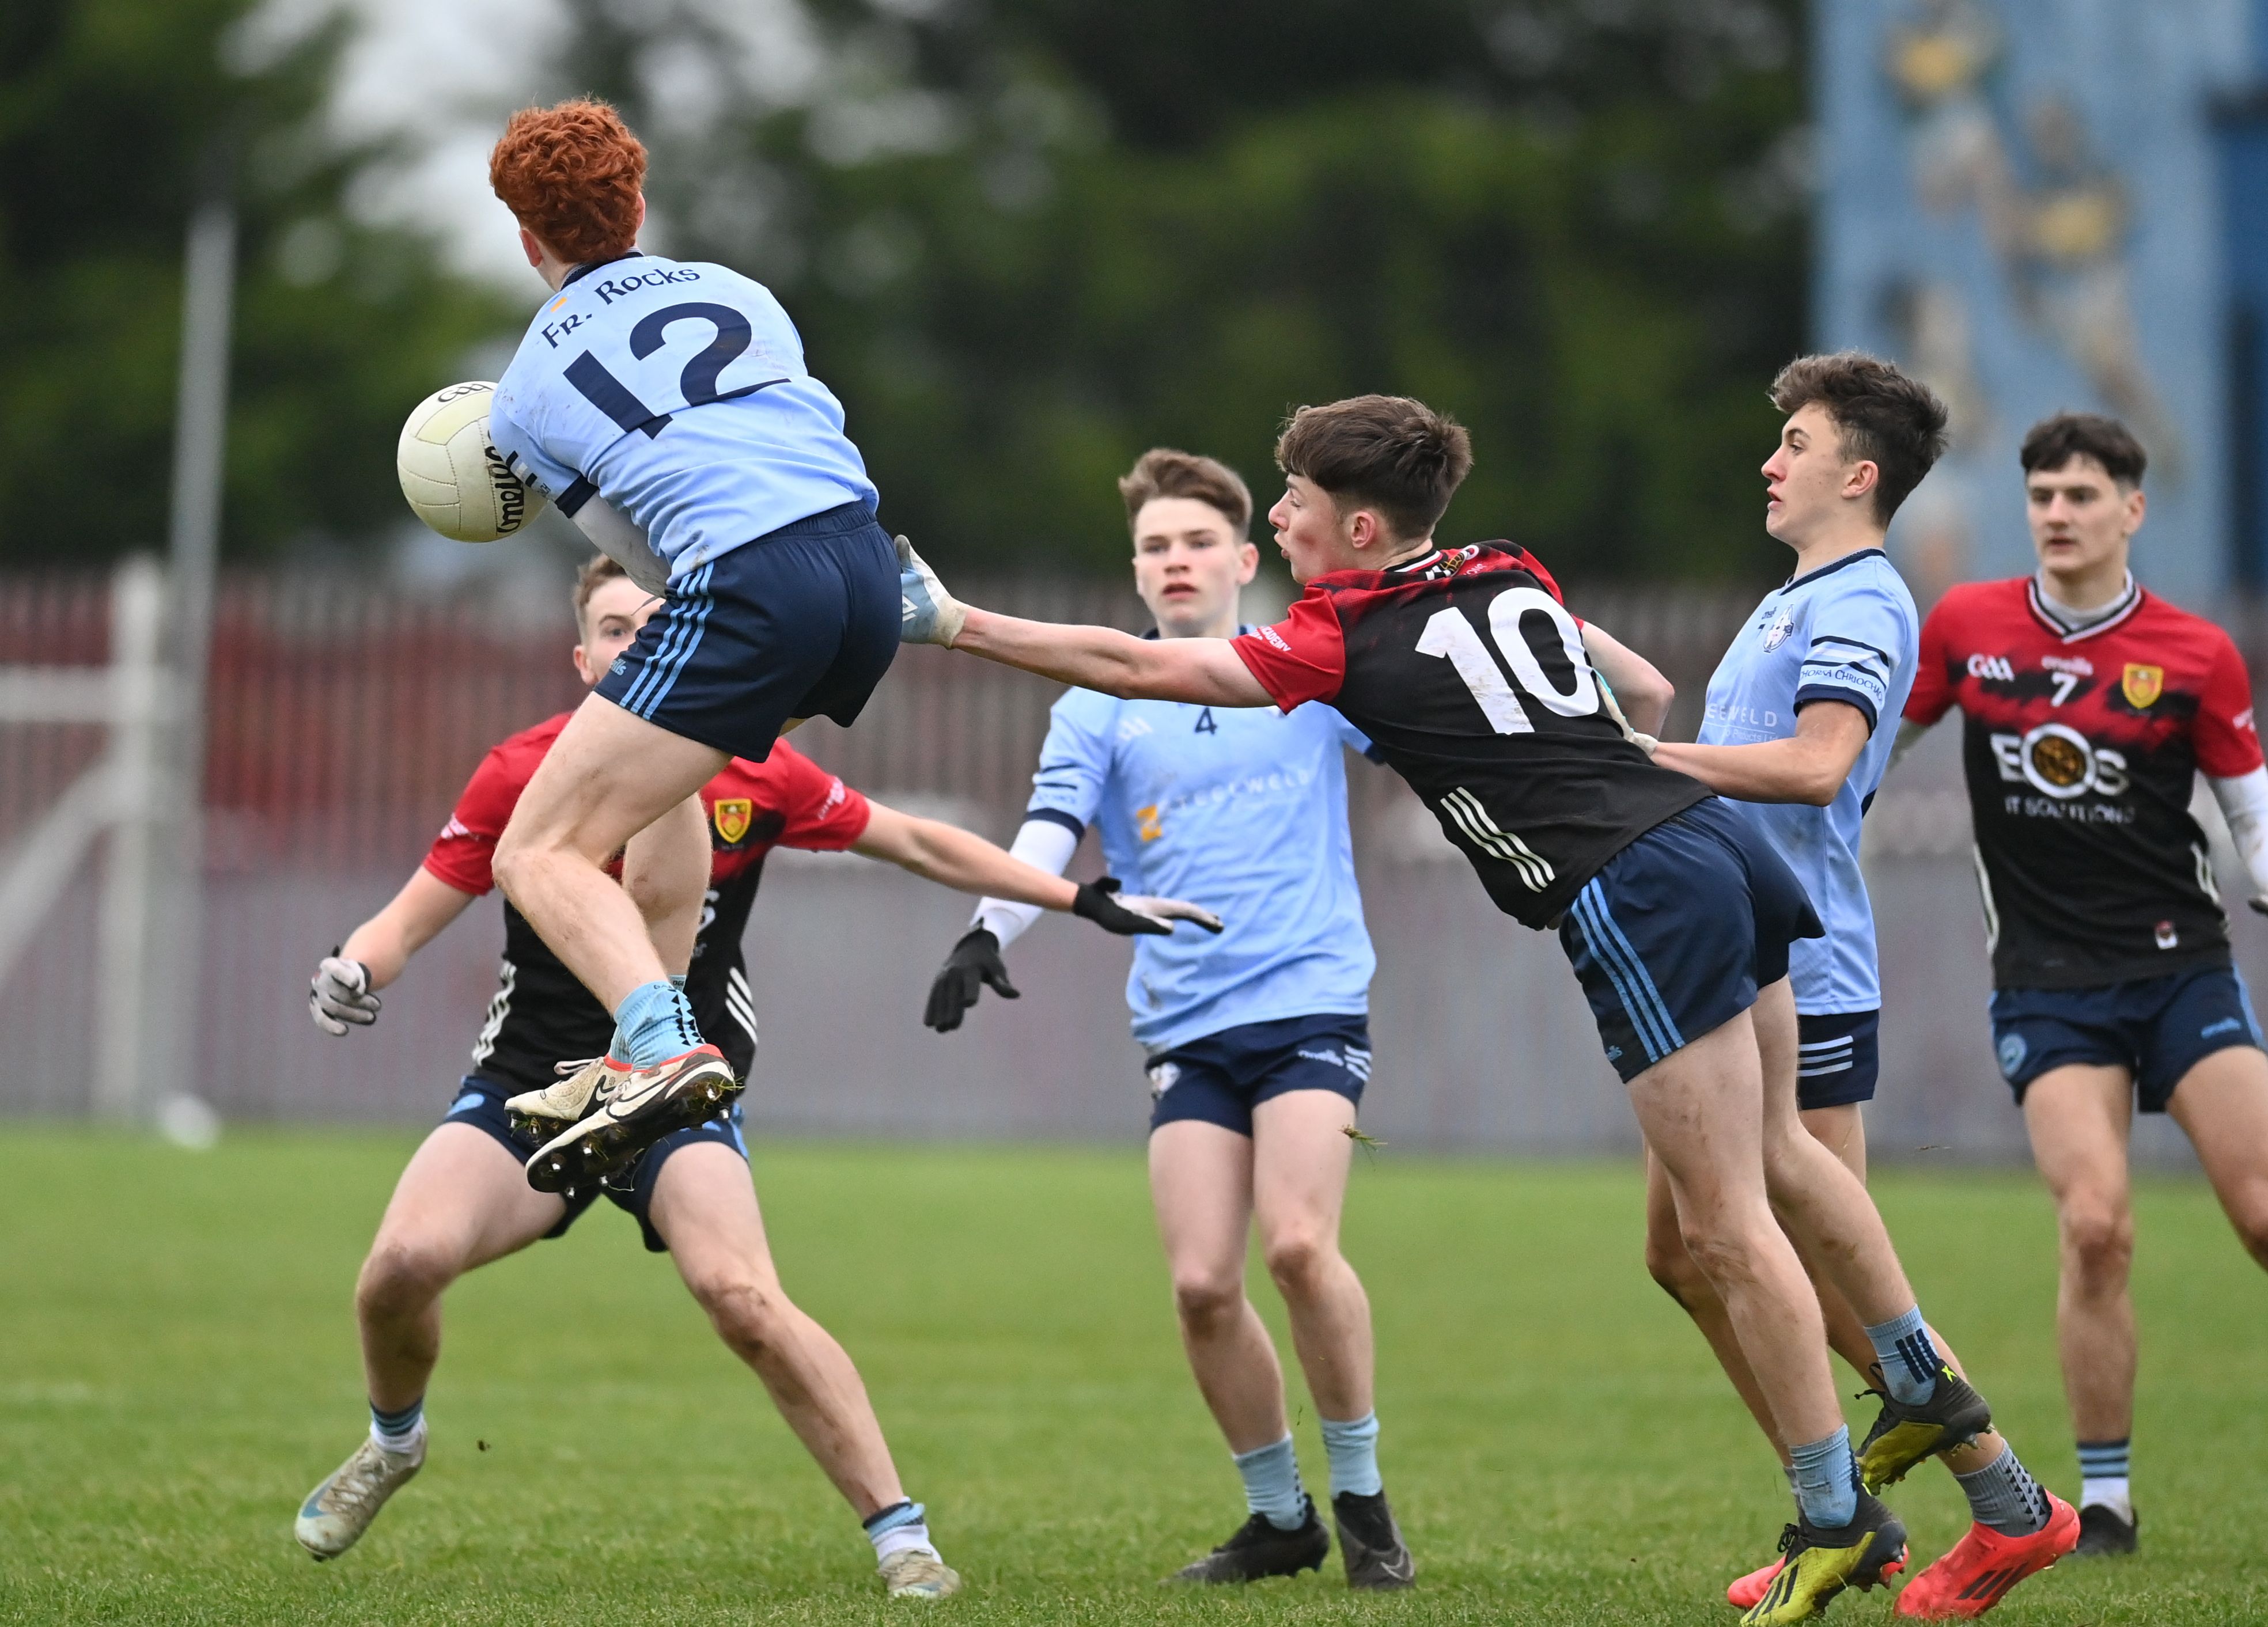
1415, 587, 1599, 734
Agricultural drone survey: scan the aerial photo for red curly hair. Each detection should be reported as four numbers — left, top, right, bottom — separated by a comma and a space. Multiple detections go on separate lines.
489, 100, 648, 264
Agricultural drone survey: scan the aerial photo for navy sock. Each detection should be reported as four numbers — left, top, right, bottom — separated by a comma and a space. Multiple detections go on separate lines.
370, 1395, 423, 1452
1862, 1306, 1941, 1406
613, 979, 701, 1068
1788, 1426, 1858, 1530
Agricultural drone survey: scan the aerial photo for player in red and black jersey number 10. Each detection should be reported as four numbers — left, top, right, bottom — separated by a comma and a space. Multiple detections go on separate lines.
901, 392, 2016, 1622
293, 555, 1220, 1593
1893, 412, 2268, 1560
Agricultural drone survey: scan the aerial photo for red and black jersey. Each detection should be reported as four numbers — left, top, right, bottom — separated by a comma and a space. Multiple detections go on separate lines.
1905, 577, 2263, 989
1233, 543, 1709, 928
422, 714, 872, 1090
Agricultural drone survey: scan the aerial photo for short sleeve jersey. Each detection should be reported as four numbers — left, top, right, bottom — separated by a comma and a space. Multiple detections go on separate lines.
1699, 549, 1919, 1015
423, 716, 870, 1088
1024, 661, 1378, 1052
1232, 543, 1710, 929
1904, 578, 2263, 989
489, 252, 878, 587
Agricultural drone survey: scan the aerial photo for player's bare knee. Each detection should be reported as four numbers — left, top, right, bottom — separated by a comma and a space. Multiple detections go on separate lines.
2227, 1197, 2268, 1268
2059, 1200, 2134, 1287
1645, 1227, 1710, 1308
1261, 1229, 1334, 1298
357, 1237, 457, 1318
695, 1269, 789, 1354
1172, 1268, 1244, 1331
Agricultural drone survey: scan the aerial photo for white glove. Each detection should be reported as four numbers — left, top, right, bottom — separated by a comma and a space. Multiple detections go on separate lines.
896, 535, 967, 647
309, 954, 380, 1036
1114, 894, 1226, 934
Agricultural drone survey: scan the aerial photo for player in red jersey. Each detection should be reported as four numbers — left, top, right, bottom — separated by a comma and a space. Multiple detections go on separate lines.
293, 556, 1216, 1595
1896, 412, 2268, 1564
900, 394, 2036, 1624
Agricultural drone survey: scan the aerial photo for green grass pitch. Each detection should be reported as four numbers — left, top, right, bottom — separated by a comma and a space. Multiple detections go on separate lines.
2, 1129, 2262, 1624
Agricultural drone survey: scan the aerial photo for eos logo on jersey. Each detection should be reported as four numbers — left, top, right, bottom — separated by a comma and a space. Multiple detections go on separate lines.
1967, 653, 2017, 682
1990, 723, 2129, 799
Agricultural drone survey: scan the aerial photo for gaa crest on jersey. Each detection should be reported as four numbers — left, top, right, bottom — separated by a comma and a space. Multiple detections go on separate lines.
712, 798, 754, 845
1762, 605, 1796, 653
2121, 662, 2164, 709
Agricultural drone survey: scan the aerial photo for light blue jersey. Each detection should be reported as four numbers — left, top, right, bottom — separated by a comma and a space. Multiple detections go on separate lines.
1029, 677, 1378, 1052
490, 253, 876, 587
1698, 547, 1918, 1015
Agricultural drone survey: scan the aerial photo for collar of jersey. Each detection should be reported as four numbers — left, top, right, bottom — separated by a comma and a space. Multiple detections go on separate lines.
1781, 545, 1886, 591
1381, 544, 1482, 579
561, 249, 647, 289
2025, 571, 2141, 642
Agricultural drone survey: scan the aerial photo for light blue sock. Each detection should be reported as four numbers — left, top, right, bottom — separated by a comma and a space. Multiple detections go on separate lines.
1320, 1412, 1383, 1498
613, 979, 701, 1068
608, 974, 686, 1065
1232, 1434, 1308, 1530
370, 1395, 423, 1453
1863, 1305, 1942, 1406
1788, 1425, 1858, 1530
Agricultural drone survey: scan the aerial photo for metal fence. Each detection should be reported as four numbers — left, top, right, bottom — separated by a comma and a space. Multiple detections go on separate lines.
2, 568, 2258, 1167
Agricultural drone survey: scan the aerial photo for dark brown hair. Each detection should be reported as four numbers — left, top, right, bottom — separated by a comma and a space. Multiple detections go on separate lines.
573, 552, 627, 639
490, 100, 648, 264
1118, 448, 1253, 535
2020, 412, 2147, 487
1769, 351, 1950, 525
1273, 395, 1473, 540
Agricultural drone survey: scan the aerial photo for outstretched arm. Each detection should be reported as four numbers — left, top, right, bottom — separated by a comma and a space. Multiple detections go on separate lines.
898, 535, 1273, 705
1649, 700, 1871, 807
853, 802, 1222, 932
954, 609, 1273, 707
312, 868, 478, 1034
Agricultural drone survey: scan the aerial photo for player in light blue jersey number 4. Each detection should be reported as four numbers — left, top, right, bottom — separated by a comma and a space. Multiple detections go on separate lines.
922, 451, 1415, 1590
472, 104, 1216, 1223
1650, 354, 2077, 1617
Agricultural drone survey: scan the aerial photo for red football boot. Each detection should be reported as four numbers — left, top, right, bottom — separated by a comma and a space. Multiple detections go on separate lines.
1726, 1552, 1785, 1610
1895, 1492, 2079, 1620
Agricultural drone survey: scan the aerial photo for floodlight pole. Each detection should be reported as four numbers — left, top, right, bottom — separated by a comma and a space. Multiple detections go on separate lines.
135, 192, 236, 1121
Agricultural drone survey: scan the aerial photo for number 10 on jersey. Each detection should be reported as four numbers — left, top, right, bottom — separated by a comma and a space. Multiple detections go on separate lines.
1415, 587, 1599, 734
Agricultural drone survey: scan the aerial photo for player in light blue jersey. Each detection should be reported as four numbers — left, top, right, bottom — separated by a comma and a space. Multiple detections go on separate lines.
1650, 354, 2077, 1615
921, 450, 1414, 1589
470, 104, 1212, 1215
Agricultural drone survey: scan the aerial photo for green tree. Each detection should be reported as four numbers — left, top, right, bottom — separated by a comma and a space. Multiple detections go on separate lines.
547, 0, 1807, 582
0, 0, 513, 567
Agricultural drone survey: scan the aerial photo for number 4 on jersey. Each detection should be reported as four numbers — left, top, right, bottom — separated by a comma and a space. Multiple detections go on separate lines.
1193, 707, 1218, 734
1415, 587, 1599, 734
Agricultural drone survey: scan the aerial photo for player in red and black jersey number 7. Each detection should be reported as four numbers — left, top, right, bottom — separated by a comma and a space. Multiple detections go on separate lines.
1892, 412, 2268, 1560
292, 555, 1219, 1592
902, 395, 2023, 1622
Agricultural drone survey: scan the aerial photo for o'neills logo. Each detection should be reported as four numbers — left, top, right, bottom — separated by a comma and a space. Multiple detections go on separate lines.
483, 443, 531, 533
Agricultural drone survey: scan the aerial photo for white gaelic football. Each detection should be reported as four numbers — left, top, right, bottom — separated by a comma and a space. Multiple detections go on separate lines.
395, 381, 547, 542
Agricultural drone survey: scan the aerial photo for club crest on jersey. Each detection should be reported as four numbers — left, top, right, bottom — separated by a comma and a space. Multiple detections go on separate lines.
2121, 663, 2164, 710
1761, 606, 1796, 653
712, 798, 754, 845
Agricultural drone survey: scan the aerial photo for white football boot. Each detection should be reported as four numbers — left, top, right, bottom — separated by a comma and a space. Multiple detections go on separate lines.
879, 1549, 963, 1599
504, 1055, 628, 1143
295, 1433, 423, 1560
523, 1044, 741, 1194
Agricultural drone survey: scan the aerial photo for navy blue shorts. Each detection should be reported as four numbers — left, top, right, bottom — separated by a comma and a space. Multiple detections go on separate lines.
1796, 1009, 1880, 1111
442, 1076, 748, 1253
1989, 966, 2263, 1112
1145, 1014, 1372, 1136
1559, 798, 1823, 1084
596, 502, 900, 763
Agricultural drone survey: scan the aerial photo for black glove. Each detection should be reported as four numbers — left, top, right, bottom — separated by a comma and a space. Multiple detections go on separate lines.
1071, 877, 1177, 936
925, 928, 1020, 1032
